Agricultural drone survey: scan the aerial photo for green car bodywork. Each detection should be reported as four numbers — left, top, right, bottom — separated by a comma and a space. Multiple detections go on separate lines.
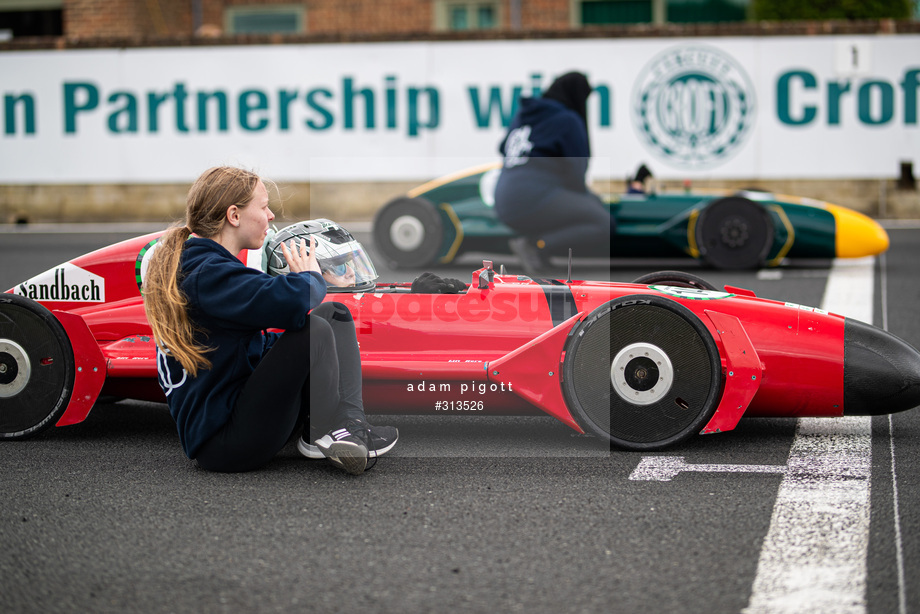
373, 164, 887, 270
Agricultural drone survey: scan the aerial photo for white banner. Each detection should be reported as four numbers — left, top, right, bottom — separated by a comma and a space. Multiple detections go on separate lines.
0, 35, 917, 183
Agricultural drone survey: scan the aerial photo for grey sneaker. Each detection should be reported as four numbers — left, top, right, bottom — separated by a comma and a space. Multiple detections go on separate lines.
313, 426, 368, 475
298, 422, 398, 460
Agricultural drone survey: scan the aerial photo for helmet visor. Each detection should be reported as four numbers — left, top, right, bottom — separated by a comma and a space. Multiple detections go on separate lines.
319, 243, 377, 290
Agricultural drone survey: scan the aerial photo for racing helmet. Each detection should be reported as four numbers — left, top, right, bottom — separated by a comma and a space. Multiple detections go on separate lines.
264, 219, 378, 293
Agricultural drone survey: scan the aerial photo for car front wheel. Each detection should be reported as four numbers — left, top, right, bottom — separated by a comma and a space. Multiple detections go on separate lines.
0, 294, 75, 439
561, 294, 723, 450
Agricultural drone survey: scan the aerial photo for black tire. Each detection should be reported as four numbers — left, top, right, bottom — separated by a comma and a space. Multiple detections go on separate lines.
562, 295, 723, 450
0, 294, 75, 439
631, 270, 718, 291
695, 196, 773, 270
373, 197, 444, 269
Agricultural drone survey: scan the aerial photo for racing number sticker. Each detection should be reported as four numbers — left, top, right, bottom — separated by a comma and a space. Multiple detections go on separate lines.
785, 302, 829, 315
650, 285, 735, 300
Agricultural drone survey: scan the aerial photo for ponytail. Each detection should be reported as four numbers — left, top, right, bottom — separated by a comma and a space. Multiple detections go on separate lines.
143, 224, 213, 376
143, 166, 262, 376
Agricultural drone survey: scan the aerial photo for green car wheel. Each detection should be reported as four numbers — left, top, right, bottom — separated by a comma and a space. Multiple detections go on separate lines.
695, 196, 774, 270
373, 197, 444, 269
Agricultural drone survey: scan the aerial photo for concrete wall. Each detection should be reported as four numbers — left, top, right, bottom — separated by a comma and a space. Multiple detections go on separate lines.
0, 180, 418, 224
2, 177, 916, 225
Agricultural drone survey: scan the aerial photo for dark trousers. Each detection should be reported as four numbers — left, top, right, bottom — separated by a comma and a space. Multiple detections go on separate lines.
195, 302, 365, 473
499, 187, 614, 254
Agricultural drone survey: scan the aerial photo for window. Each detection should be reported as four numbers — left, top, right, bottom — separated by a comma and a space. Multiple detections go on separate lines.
435, 2, 500, 30
578, 0, 748, 25
477, 4, 497, 28
225, 5, 305, 34
667, 0, 747, 24
0, 0, 63, 37
580, 0, 652, 24
449, 5, 469, 29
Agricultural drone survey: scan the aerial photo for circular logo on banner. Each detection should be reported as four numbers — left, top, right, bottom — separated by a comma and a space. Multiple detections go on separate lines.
633, 45, 756, 168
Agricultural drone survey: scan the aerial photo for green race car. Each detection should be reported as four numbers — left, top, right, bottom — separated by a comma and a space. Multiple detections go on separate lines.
373, 163, 889, 270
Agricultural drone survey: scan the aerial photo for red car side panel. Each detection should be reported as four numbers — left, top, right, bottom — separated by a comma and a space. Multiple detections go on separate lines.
487, 313, 585, 432
700, 310, 763, 434
53, 311, 107, 427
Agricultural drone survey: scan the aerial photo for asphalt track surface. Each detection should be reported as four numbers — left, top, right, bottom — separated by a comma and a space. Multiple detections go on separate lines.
1, 222, 919, 614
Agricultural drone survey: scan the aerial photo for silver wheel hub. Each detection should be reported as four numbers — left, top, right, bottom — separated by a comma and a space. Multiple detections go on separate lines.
390, 215, 425, 251
0, 339, 31, 398
611, 342, 674, 405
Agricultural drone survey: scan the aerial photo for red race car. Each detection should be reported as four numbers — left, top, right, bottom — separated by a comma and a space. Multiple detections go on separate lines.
3, 220, 920, 450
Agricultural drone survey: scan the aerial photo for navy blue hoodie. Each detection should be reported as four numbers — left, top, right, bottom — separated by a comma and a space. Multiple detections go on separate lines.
494, 96, 591, 219
156, 237, 326, 458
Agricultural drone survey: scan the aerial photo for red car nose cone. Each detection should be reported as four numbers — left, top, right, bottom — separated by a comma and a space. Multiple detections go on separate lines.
843, 318, 920, 415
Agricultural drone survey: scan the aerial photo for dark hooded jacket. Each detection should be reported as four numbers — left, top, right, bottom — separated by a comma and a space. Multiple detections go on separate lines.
156, 237, 326, 458
494, 72, 593, 218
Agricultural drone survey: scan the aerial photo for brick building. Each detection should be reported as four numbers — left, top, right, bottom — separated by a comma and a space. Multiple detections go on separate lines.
0, 0, 874, 41
0, 1, 740, 41
2, 1, 918, 43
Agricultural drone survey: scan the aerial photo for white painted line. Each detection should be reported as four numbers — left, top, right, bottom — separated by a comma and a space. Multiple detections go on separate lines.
881, 252, 889, 333
743, 417, 872, 614
881, 252, 908, 614
629, 456, 787, 481
744, 257, 875, 614
889, 415, 908, 614
757, 269, 783, 281
820, 256, 874, 323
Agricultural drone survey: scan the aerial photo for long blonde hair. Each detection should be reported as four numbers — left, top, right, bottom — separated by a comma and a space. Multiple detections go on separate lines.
143, 166, 261, 376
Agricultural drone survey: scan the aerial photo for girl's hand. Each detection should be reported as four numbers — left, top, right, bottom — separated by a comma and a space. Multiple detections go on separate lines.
281, 236, 321, 274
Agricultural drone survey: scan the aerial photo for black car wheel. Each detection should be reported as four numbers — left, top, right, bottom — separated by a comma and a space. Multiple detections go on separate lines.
695, 196, 774, 270
373, 197, 444, 269
631, 270, 718, 291
0, 294, 74, 439
562, 295, 723, 450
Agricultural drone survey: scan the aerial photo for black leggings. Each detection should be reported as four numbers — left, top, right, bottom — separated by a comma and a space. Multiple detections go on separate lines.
195, 302, 365, 473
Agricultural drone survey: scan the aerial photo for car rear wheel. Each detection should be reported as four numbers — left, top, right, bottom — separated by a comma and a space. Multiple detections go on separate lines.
631, 270, 718, 291
695, 196, 773, 270
0, 294, 74, 439
373, 197, 444, 269
562, 295, 723, 450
